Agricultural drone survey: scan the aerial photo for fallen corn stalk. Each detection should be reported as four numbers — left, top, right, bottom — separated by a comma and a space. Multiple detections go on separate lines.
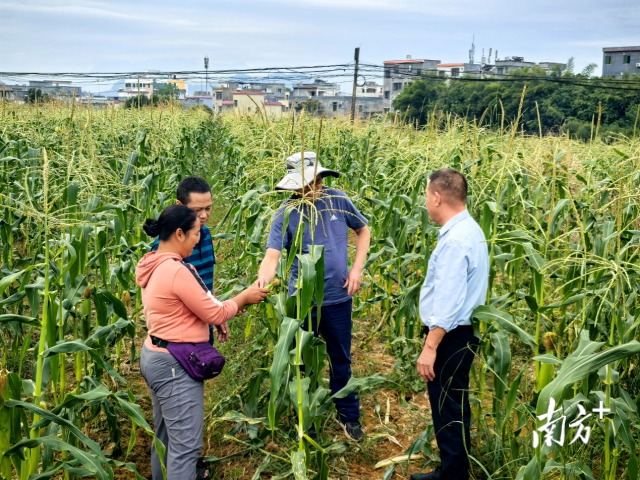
374, 454, 423, 469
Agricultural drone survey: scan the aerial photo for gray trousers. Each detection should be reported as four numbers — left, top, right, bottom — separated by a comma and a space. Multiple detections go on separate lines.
140, 344, 204, 479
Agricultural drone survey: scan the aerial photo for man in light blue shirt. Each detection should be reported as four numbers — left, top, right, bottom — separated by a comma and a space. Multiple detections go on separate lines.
411, 169, 489, 480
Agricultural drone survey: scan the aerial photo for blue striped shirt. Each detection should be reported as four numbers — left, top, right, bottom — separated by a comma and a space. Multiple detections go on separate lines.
151, 225, 216, 291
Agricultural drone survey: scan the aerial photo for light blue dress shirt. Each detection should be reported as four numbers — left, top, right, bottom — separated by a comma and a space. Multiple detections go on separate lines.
419, 210, 489, 332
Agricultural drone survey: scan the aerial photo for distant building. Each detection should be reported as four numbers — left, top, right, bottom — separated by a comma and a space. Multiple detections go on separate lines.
288, 95, 384, 118
0, 84, 22, 101
383, 56, 441, 112
210, 87, 227, 112
264, 101, 286, 117
293, 79, 341, 98
220, 100, 234, 112
242, 82, 287, 96
232, 91, 265, 113
357, 81, 383, 98
78, 95, 114, 108
602, 46, 640, 78
231, 91, 285, 117
184, 96, 214, 110
0, 81, 83, 102
122, 77, 155, 97
538, 61, 567, 71
155, 78, 187, 99
436, 63, 481, 77
27, 80, 82, 97
489, 57, 536, 76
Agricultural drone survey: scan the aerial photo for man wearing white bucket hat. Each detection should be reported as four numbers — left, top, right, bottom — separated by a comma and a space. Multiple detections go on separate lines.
255, 151, 371, 441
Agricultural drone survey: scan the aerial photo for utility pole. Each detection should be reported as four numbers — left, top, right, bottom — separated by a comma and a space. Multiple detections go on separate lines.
350, 47, 360, 122
204, 56, 209, 94
137, 75, 140, 110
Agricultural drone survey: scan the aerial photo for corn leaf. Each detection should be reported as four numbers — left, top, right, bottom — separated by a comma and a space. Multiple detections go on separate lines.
472, 305, 536, 349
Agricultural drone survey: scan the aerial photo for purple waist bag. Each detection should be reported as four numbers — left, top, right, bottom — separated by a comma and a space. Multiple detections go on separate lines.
153, 259, 226, 381
166, 341, 226, 382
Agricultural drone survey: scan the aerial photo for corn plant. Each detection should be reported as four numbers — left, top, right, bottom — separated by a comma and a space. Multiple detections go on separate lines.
2, 100, 640, 479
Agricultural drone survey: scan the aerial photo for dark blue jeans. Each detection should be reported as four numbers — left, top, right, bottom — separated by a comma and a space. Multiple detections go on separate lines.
425, 325, 479, 480
302, 298, 359, 424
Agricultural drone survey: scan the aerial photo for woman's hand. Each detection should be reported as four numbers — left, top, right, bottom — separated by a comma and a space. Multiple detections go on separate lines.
244, 286, 270, 304
232, 286, 270, 310
215, 323, 229, 343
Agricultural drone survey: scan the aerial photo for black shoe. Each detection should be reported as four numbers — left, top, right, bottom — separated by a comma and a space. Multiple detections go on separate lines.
344, 421, 364, 441
410, 467, 441, 480
196, 458, 214, 479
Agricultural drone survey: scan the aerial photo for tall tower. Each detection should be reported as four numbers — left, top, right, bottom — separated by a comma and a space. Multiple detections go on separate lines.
469, 35, 476, 64
204, 56, 209, 94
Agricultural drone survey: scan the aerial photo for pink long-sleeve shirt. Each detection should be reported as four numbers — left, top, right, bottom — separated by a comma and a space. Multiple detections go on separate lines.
136, 251, 238, 353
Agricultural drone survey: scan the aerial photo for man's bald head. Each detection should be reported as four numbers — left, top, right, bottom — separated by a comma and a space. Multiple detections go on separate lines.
428, 169, 468, 206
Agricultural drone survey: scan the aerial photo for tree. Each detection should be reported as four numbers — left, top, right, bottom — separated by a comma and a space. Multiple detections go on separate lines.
295, 99, 324, 116
155, 83, 180, 100
25, 88, 43, 103
124, 94, 160, 109
392, 63, 640, 139
192, 104, 214, 115
580, 63, 598, 78
565, 57, 575, 75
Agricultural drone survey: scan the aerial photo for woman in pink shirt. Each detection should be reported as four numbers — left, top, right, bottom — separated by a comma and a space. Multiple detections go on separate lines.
137, 205, 269, 479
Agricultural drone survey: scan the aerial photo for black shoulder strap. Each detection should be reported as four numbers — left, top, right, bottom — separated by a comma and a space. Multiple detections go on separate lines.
173, 258, 209, 294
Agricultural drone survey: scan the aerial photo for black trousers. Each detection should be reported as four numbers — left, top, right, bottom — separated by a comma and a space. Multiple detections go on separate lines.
424, 325, 479, 480
302, 299, 359, 423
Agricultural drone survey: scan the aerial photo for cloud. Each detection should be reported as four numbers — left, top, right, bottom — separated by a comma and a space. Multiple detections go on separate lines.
0, 2, 277, 34
1, 0, 637, 75
268, 0, 496, 15
566, 40, 639, 48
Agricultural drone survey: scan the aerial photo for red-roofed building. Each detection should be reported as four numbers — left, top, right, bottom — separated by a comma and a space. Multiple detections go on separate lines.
383, 55, 440, 112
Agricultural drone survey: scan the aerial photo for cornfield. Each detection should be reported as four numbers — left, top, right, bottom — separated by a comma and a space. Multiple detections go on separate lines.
1, 99, 640, 480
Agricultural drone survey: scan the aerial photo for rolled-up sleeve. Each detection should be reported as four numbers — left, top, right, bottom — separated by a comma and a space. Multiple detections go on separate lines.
429, 240, 470, 332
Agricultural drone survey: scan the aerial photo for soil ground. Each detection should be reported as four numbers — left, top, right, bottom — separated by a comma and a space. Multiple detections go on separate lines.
108, 316, 439, 480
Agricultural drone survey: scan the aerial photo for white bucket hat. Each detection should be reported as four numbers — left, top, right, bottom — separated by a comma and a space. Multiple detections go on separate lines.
275, 151, 340, 191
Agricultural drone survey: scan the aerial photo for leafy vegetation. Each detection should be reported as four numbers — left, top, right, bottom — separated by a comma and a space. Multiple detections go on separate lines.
394, 64, 640, 140
0, 100, 639, 480
124, 94, 160, 109
154, 83, 180, 100
25, 88, 53, 104
295, 99, 324, 116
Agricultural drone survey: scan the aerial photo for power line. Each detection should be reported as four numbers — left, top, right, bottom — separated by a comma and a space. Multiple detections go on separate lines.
359, 63, 640, 90
3, 61, 640, 92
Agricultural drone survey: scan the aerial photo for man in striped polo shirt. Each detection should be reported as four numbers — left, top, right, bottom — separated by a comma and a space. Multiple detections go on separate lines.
151, 176, 221, 344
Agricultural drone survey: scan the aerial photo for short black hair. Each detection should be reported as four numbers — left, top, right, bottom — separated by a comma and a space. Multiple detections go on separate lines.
428, 168, 468, 205
176, 176, 211, 205
143, 205, 198, 242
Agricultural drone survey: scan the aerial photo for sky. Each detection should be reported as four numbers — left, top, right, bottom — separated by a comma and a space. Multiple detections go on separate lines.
1, 0, 638, 92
